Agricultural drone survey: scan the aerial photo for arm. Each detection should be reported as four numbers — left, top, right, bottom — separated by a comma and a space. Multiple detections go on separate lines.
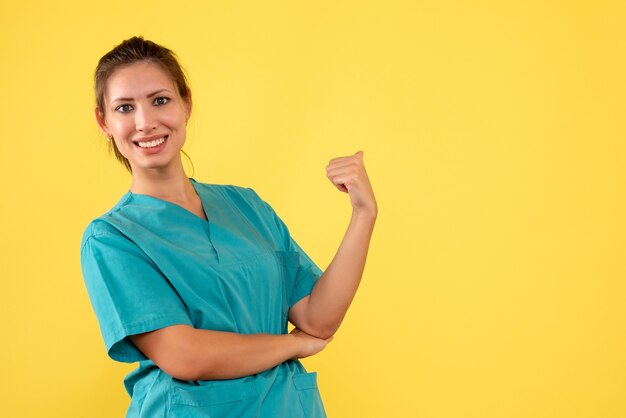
129, 325, 331, 381
81, 225, 332, 378
289, 151, 377, 339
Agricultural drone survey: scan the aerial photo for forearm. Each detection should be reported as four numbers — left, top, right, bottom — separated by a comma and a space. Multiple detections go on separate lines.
131, 324, 330, 381
304, 210, 376, 337
132, 325, 298, 381
189, 329, 298, 380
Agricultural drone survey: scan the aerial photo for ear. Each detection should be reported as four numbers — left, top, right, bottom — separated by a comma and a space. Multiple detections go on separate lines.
94, 107, 110, 136
184, 90, 193, 120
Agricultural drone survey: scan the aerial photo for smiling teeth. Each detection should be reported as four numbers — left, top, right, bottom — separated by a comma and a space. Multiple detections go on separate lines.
137, 137, 166, 148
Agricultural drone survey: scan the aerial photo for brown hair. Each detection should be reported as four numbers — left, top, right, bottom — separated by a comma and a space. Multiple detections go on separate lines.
94, 36, 192, 172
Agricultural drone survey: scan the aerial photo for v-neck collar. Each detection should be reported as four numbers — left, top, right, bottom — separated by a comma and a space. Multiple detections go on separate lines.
126, 178, 209, 224
115, 180, 278, 266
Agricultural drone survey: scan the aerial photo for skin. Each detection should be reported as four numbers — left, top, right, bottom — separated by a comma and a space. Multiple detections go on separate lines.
95, 61, 377, 381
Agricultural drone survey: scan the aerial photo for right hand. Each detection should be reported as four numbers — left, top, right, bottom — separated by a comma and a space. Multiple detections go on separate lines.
290, 328, 333, 359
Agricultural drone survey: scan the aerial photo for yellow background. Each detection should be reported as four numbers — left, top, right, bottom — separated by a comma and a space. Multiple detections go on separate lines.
1, 1, 625, 417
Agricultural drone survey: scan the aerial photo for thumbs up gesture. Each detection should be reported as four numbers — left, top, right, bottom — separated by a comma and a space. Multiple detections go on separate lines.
326, 151, 377, 218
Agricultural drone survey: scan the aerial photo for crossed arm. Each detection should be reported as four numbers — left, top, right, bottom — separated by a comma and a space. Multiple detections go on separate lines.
130, 152, 377, 381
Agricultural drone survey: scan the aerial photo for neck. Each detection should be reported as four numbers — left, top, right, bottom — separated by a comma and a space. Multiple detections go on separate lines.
129, 158, 195, 202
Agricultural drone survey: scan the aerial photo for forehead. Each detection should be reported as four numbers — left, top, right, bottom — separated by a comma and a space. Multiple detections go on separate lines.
105, 61, 176, 100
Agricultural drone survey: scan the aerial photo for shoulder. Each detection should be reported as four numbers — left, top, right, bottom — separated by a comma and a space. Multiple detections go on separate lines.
192, 180, 257, 198
80, 192, 135, 251
192, 180, 282, 231
192, 180, 268, 210
80, 218, 127, 252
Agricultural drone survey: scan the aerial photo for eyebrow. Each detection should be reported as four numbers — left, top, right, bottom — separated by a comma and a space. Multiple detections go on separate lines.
110, 89, 173, 104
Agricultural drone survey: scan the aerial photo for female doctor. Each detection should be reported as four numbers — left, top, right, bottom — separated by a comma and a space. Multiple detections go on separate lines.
80, 36, 377, 418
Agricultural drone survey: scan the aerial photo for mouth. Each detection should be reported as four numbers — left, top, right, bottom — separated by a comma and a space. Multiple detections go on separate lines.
134, 135, 168, 149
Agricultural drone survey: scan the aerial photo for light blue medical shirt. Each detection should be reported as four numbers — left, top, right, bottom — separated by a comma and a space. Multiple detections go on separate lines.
80, 179, 326, 418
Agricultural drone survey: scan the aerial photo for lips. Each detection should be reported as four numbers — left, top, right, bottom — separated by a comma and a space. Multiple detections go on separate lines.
131, 135, 170, 155
133, 135, 168, 149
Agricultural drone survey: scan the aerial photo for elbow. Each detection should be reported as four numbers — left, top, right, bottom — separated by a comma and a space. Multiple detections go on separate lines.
153, 352, 198, 381
173, 368, 205, 382
159, 351, 213, 381
320, 326, 339, 340
302, 322, 339, 340
167, 358, 201, 381
166, 368, 197, 382
290, 299, 343, 339
130, 325, 219, 380
131, 326, 213, 381
315, 330, 336, 340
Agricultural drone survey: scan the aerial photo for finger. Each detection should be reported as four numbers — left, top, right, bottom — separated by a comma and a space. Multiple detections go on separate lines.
326, 167, 360, 180
327, 165, 369, 185
327, 153, 362, 165
326, 160, 363, 174
328, 178, 349, 193
327, 157, 366, 174
329, 175, 355, 192
326, 159, 364, 176
328, 150, 364, 164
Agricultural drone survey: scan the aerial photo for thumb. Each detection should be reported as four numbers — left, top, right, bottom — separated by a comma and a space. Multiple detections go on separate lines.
355, 150, 364, 159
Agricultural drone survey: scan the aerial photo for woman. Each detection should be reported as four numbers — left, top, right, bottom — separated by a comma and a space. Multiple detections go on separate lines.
80, 36, 377, 418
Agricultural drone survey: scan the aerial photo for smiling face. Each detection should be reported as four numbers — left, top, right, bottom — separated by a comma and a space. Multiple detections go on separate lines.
96, 61, 192, 173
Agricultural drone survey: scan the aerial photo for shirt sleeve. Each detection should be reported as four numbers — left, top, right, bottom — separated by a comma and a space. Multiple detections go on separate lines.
284, 236, 324, 307
243, 188, 324, 307
80, 223, 193, 363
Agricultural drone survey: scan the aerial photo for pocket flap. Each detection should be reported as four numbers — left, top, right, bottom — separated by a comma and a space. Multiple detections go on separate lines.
171, 379, 257, 406
293, 372, 318, 391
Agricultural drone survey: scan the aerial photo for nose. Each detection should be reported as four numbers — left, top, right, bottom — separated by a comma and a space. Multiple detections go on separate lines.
134, 104, 158, 132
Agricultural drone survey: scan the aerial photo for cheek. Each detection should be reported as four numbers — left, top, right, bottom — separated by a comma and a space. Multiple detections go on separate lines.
108, 118, 133, 136
165, 114, 186, 129
163, 106, 188, 129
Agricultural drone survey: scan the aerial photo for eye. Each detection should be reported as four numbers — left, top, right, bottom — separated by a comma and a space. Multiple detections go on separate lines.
115, 104, 132, 113
154, 97, 170, 106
